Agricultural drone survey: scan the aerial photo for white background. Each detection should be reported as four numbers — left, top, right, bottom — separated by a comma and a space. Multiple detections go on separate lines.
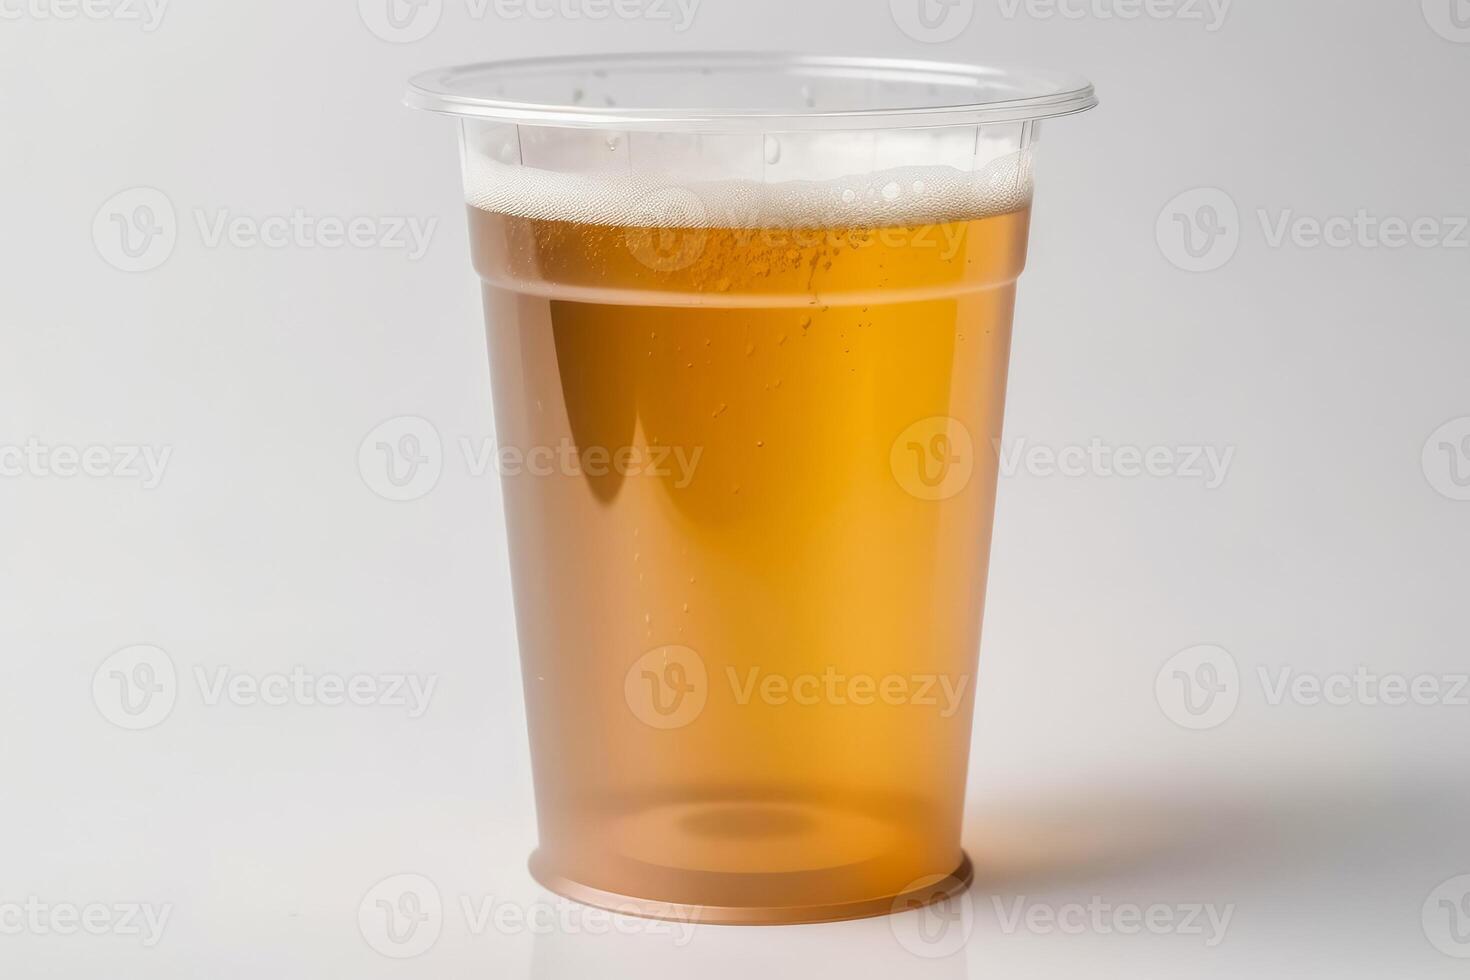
3, 0, 1469, 976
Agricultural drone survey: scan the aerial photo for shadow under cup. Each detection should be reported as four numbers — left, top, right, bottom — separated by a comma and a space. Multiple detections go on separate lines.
407, 53, 1096, 925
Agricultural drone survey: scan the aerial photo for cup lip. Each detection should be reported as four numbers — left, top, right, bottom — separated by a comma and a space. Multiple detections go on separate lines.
405, 51, 1097, 131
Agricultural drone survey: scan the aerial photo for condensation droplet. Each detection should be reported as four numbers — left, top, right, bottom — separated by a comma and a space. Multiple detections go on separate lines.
763, 135, 782, 165
882, 181, 901, 202
841, 189, 857, 205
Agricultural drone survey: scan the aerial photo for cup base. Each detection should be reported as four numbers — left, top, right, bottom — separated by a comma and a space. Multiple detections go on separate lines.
527, 849, 973, 926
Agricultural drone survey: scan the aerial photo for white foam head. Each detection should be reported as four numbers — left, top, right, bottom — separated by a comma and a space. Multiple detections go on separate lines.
462, 152, 1033, 229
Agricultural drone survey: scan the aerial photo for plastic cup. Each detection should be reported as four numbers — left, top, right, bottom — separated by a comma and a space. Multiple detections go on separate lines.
406, 53, 1096, 925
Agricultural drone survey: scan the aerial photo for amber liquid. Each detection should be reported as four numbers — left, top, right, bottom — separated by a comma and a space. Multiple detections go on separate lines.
470, 202, 1029, 915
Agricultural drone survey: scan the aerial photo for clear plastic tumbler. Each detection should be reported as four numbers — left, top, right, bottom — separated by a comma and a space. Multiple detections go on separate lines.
406, 53, 1096, 925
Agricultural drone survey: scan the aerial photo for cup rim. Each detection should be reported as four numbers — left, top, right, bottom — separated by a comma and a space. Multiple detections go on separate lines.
405, 51, 1097, 131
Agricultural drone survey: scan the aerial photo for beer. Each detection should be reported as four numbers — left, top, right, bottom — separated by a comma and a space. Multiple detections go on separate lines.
468, 171, 1029, 919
